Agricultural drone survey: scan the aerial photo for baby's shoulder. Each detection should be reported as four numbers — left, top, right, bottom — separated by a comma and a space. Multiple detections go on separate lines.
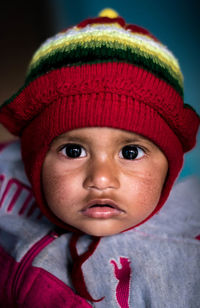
0, 140, 44, 220
0, 140, 27, 182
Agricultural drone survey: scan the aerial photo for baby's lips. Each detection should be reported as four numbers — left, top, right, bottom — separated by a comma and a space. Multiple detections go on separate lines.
82, 199, 124, 211
81, 199, 125, 219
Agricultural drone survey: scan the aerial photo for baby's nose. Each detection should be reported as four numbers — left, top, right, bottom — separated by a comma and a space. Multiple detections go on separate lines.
83, 159, 120, 191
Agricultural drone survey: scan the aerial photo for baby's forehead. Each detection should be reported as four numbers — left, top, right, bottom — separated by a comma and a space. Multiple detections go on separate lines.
52, 127, 156, 147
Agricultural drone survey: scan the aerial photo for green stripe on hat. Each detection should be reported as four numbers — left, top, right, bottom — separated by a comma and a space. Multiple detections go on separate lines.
26, 44, 183, 97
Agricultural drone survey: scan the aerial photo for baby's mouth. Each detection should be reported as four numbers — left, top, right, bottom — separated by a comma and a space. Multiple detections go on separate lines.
81, 199, 124, 219
90, 203, 114, 208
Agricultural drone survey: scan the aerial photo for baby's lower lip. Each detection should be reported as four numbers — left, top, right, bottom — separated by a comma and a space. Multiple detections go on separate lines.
81, 206, 123, 219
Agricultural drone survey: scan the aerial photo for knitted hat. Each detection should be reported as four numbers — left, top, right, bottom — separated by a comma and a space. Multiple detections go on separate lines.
0, 9, 199, 231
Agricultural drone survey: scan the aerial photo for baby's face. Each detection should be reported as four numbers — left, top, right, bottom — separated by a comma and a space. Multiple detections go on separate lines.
42, 127, 168, 236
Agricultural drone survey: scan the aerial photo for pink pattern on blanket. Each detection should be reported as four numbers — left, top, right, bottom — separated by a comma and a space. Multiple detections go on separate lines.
110, 257, 131, 308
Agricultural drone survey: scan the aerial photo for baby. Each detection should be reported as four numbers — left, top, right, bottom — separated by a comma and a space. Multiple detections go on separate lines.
0, 8, 199, 307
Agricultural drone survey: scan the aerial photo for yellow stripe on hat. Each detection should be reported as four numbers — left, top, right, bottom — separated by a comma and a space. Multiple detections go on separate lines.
29, 29, 181, 81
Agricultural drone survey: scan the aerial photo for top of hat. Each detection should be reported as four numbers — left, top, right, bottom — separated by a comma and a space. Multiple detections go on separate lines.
21, 8, 183, 97
98, 8, 119, 18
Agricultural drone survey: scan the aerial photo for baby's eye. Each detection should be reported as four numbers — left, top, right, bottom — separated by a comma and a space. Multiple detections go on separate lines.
119, 145, 145, 160
59, 144, 86, 158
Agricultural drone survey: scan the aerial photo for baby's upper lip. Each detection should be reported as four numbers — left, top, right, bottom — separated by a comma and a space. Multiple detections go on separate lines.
82, 199, 124, 212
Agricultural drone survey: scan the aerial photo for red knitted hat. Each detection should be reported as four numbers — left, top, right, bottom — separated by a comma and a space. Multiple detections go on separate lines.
0, 9, 199, 231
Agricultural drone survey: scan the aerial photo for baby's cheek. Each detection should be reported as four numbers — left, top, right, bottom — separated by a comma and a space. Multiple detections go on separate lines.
129, 171, 166, 211
43, 173, 80, 216
144, 173, 167, 209
143, 182, 161, 207
144, 181, 163, 207
42, 170, 63, 207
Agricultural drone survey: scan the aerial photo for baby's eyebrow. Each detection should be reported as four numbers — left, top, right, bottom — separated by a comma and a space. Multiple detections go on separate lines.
118, 136, 156, 150
52, 135, 87, 144
54, 135, 145, 144
51, 133, 154, 149
118, 136, 152, 145
122, 137, 145, 143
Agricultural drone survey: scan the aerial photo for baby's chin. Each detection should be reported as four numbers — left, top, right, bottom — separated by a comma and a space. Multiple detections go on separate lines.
73, 223, 135, 237
83, 230, 119, 237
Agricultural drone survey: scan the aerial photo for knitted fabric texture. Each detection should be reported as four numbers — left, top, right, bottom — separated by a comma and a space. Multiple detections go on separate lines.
0, 9, 199, 230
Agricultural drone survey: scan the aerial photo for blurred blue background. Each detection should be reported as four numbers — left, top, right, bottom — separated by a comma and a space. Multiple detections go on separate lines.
50, 0, 200, 181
